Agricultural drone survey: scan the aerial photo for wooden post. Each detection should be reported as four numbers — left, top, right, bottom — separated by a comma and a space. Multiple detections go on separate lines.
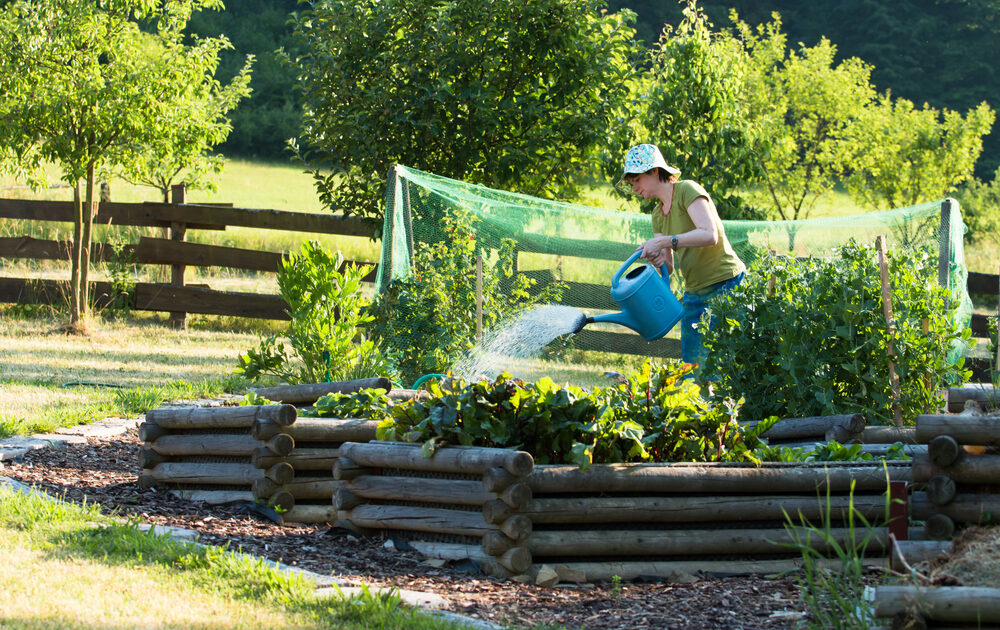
996, 264, 999, 381
168, 184, 187, 330
938, 199, 952, 289
476, 254, 483, 344
876, 236, 903, 426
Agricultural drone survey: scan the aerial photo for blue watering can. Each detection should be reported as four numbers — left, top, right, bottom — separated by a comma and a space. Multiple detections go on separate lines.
572, 251, 683, 341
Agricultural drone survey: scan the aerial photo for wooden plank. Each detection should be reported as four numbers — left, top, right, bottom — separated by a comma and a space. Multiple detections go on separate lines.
572, 328, 681, 359
968, 271, 1000, 296
0, 198, 371, 236
136, 236, 284, 271
0, 277, 118, 308
0, 199, 222, 230
0, 236, 134, 262
141, 202, 375, 237
134, 283, 290, 320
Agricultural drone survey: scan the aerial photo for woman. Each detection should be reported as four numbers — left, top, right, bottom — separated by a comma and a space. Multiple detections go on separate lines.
617, 143, 745, 370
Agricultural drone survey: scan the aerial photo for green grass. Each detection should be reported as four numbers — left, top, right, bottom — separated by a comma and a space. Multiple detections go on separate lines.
0, 487, 471, 630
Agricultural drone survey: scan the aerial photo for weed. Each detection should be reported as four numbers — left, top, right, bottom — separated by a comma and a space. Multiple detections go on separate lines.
113, 386, 165, 416
781, 479, 886, 629
610, 574, 623, 599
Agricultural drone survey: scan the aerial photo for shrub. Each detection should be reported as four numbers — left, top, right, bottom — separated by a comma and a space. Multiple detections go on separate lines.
367, 211, 564, 387
236, 241, 397, 384
702, 241, 970, 424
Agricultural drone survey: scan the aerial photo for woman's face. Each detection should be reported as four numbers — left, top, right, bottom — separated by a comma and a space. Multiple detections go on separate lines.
626, 169, 658, 198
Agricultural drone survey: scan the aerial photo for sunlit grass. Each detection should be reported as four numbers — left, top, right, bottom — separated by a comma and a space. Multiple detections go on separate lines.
0, 488, 467, 630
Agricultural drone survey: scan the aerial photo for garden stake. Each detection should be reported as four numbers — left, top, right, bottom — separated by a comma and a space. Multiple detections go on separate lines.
476, 254, 483, 344
876, 236, 904, 426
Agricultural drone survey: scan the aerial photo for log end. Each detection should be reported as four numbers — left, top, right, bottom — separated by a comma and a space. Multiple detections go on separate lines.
504, 451, 534, 478
273, 404, 298, 427
269, 490, 295, 512
333, 488, 364, 511
481, 530, 515, 556
266, 462, 294, 485
482, 499, 513, 525
924, 513, 956, 541
500, 483, 532, 510
928, 435, 962, 468
137, 474, 157, 489
498, 547, 533, 575
267, 433, 295, 457
500, 514, 532, 542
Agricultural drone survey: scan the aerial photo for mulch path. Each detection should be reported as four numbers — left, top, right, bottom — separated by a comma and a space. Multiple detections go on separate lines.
1, 429, 812, 629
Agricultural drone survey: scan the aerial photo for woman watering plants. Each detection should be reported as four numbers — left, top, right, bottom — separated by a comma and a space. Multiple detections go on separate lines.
616, 143, 745, 372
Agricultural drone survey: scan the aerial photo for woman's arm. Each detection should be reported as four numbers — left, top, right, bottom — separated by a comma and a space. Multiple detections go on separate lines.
640, 196, 718, 266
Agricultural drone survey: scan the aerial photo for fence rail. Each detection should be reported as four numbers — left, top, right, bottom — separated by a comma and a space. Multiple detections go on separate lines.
0, 195, 996, 371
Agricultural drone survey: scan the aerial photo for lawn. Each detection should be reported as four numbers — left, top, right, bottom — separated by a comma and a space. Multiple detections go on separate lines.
0, 486, 469, 630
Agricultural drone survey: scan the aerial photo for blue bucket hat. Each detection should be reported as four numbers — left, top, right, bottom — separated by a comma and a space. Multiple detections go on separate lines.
615, 144, 680, 194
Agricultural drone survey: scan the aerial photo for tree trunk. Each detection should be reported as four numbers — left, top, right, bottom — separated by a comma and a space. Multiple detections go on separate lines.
70, 180, 84, 325
80, 162, 97, 319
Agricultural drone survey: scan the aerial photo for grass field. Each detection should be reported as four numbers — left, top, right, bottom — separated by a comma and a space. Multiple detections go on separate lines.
0, 487, 468, 630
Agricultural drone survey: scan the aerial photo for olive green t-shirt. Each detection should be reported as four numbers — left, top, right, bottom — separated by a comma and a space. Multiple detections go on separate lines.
651, 180, 745, 292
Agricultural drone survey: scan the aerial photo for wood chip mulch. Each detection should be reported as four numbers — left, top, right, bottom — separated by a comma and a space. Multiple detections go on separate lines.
1, 429, 812, 629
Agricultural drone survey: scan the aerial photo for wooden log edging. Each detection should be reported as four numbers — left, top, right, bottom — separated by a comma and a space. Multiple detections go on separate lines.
747, 414, 866, 442
911, 414, 1000, 541
526, 461, 911, 494
145, 403, 297, 429
250, 378, 392, 404
874, 585, 1000, 625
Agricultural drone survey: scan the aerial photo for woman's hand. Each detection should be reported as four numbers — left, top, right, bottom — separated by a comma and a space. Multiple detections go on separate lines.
639, 236, 673, 272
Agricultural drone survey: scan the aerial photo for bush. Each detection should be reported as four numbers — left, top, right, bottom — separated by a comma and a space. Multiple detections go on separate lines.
367, 211, 564, 387
236, 241, 396, 385
702, 241, 970, 425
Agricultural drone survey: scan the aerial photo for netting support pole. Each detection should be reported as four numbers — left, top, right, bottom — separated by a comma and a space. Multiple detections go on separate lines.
476, 254, 483, 345
401, 174, 415, 260
937, 199, 953, 289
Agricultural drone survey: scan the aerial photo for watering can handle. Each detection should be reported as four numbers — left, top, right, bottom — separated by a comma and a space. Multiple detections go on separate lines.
612, 250, 670, 288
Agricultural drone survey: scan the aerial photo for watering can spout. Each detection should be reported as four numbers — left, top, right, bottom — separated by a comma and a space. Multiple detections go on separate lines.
587, 310, 642, 334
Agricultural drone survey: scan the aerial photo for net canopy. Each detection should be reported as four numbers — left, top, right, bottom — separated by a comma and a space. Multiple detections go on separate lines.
376, 164, 971, 382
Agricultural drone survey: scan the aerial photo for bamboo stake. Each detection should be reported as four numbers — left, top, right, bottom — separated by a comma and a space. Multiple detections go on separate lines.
475, 254, 483, 345
876, 236, 903, 426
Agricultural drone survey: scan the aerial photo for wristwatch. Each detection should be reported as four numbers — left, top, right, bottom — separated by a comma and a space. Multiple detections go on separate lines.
670, 235, 679, 250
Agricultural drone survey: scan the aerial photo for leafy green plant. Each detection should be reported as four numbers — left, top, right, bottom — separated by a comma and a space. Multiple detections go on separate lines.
703, 242, 970, 425
373, 362, 771, 468
368, 210, 564, 387
309, 388, 392, 421
236, 241, 397, 385
757, 441, 910, 463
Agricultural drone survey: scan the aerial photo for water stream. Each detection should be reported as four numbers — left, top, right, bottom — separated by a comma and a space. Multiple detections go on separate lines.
450, 305, 586, 381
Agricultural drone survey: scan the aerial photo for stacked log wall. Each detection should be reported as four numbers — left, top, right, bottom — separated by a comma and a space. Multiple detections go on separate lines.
910, 414, 1000, 541
334, 441, 910, 582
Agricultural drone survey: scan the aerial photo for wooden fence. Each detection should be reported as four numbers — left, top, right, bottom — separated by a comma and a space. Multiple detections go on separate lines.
1, 193, 997, 370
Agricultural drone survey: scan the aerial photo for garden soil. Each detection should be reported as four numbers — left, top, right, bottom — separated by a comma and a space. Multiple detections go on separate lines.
3, 428, 819, 630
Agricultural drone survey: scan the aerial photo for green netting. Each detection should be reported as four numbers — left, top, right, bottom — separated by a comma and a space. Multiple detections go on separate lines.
376, 164, 971, 380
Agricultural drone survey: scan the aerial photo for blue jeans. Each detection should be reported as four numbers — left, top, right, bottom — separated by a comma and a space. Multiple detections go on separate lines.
680, 271, 745, 369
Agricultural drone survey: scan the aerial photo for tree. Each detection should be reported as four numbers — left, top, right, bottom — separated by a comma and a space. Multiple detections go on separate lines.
844, 95, 995, 210
288, 0, 640, 223
0, 0, 252, 328
118, 44, 253, 202
617, 0, 767, 220
736, 15, 878, 223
